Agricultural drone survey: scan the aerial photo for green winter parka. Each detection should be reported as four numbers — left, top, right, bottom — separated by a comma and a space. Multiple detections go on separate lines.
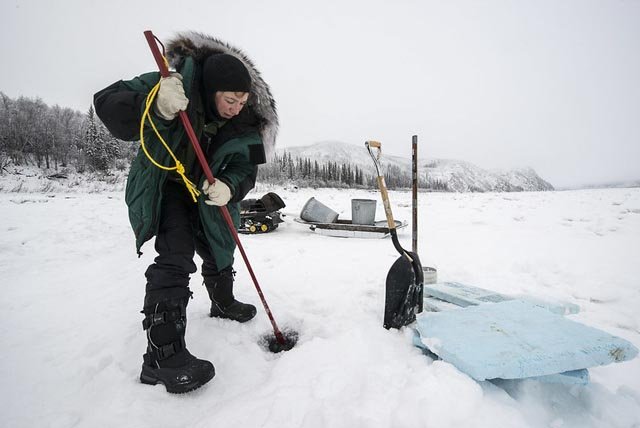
95, 52, 272, 270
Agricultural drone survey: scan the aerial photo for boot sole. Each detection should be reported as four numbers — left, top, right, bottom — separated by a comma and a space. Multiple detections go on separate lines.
209, 310, 256, 323
140, 364, 215, 394
209, 304, 257, 323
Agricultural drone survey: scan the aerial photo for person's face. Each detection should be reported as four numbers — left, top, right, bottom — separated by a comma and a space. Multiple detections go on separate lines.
214, 91, 249, 119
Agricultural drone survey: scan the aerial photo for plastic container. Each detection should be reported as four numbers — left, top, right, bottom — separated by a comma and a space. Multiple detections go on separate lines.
300, 197, 339, 223
351, 199, 377, 225
423, 266, 438, 284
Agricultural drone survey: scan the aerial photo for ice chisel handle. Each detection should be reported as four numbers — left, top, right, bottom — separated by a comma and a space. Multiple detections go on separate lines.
143, 30, 215, 185
143, 31, 171, 78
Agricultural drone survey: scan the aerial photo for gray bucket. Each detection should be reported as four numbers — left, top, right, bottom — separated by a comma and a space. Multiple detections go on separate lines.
423, 266, 438, 284
351, 199, 377, 225
300, 197, 339, 223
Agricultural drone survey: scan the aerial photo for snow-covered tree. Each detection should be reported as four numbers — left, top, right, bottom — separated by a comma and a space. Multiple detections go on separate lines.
83, 106, 121, 172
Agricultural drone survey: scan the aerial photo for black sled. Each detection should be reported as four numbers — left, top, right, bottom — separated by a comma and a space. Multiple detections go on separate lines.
239, 192, 286, 234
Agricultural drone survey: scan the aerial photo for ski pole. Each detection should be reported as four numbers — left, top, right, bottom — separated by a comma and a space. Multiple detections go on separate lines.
143, 30, 287, 346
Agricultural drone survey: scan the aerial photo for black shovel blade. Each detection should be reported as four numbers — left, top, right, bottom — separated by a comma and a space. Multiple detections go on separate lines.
383, 251, 424, 330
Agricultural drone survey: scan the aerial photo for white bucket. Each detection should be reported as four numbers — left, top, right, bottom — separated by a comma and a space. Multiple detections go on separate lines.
351, 199, 376, 225
423, 266, 437, 284
300, 197, 339, 223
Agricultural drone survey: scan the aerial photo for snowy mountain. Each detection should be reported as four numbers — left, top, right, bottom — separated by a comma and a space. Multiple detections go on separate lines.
279, 141, 554, 192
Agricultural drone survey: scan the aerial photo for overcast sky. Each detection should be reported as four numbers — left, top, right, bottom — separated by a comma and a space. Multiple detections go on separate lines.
2, 0, 639, 187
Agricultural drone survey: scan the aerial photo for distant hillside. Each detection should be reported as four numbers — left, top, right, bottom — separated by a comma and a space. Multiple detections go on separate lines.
278, 141, 554, 192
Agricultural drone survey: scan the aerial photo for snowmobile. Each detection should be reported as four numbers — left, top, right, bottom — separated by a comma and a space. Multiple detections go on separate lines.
239, 192, 286, 234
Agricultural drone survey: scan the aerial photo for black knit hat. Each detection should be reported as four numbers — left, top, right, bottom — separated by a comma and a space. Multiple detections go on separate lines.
202, 54, 252, 120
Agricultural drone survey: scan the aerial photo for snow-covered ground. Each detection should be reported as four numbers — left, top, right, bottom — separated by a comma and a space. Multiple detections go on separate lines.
1, 185, 639, 428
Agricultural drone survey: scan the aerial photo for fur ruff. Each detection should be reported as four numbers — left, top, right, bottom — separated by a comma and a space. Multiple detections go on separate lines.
165, 31, 278, 158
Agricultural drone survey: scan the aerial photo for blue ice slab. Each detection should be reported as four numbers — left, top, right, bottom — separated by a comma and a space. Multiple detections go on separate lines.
410, 328, 591, 385
424, 282, 580, 315
415, 300, 638, 381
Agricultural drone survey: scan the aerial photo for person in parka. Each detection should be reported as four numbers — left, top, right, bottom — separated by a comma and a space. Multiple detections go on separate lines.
93, 31, 278, 394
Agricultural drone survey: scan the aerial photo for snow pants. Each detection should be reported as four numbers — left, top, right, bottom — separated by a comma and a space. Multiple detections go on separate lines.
144, 180, 227, 307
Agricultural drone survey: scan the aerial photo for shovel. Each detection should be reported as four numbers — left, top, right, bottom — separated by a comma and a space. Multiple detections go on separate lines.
366, 141, 424, 329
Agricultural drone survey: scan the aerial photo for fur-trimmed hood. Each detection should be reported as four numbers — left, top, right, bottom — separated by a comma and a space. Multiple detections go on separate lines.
165, 31, 278, 158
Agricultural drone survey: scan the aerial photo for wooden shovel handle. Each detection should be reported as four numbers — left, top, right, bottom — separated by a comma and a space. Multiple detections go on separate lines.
377, 176, 396, 230
367, 140, 381, 149
365, 140, 395, 230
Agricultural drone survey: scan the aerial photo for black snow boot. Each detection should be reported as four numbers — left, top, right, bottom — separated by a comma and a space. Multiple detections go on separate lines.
140, 297, 215, 394
205, 269, 257, 323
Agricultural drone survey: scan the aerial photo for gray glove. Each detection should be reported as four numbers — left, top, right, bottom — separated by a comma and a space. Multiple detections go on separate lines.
202, 180, 232, 206
154, 73, 188, 120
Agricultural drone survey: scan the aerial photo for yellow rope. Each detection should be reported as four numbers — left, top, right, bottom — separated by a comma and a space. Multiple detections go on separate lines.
139, 81, 200, 202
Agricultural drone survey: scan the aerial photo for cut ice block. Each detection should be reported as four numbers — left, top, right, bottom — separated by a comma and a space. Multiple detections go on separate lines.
410, 328, 590, 385
415, 300, 638, 381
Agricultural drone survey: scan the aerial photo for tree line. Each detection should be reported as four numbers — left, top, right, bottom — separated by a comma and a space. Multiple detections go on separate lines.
258, 151, 450, 190
0, 92, 136, 174
1, 93, 449, 191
